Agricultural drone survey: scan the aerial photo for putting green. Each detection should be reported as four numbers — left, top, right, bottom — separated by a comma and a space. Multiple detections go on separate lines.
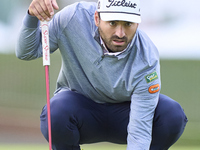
0, 144, 199, 150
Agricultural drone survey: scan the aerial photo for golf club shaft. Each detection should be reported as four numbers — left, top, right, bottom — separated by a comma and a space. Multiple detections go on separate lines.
45, 65, 52, 150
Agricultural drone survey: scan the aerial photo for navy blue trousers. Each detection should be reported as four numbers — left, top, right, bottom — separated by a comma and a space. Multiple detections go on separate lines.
40, 91, 187, 150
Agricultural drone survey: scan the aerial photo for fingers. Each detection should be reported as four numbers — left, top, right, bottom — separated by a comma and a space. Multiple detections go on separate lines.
29, 1, 49, 21
28, 0, 59, 21
44, 0, 54, 18
52, 0, 59, 10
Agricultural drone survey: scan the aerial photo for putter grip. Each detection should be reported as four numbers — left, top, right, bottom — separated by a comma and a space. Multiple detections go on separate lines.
41, 21, 50, 66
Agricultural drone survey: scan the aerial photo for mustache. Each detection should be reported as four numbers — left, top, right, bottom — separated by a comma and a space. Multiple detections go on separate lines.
111, 35, 127, 41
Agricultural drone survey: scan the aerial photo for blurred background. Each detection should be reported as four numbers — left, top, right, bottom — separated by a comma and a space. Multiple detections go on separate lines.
0, 0, 199, 149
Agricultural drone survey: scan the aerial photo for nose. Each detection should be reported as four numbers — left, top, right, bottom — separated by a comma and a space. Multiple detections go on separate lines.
115, 25, 125, 38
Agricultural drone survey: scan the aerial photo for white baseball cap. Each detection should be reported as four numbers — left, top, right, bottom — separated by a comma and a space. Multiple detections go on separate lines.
97, 0, 141, 23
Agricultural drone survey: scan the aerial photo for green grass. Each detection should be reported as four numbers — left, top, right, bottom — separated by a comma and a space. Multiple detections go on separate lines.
0, 53, 200, 146
81, 143, 200, 150
0, 144, 47, 150
0, 144, 199, 150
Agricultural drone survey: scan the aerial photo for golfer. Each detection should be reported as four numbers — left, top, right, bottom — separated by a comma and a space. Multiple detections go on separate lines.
16, 0, 187, 149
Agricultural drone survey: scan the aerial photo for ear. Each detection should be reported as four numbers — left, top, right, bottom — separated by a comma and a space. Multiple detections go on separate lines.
94, 11, 100, 27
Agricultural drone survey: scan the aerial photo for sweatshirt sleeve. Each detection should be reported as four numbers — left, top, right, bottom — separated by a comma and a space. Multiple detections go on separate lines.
15, 12, 58, 60
127, 67, 160, 150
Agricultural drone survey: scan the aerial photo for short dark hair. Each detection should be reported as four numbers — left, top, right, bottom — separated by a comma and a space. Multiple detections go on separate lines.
98, 12, 101, 20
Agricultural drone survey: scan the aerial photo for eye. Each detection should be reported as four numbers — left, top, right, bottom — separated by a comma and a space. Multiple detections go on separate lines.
109, 21, 116, 26
125, 22, 132, 26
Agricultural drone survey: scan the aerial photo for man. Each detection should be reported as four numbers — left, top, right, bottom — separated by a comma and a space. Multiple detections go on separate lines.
16, 0, 187, 149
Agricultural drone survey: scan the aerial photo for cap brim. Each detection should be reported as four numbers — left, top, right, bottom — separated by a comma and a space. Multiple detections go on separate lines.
100, 12, 141, 23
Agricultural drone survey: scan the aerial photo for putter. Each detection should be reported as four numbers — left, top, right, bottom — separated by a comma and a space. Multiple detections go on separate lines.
41, 20, 52, 150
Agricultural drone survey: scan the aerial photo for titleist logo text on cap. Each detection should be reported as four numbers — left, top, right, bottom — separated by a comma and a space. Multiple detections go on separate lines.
106, 0, 137, 8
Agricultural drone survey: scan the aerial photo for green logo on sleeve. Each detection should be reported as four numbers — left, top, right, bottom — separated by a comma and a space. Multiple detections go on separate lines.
145, 71, 158, 83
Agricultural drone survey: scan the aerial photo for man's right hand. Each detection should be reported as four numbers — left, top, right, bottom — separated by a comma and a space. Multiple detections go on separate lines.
28, 0, 59, 21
